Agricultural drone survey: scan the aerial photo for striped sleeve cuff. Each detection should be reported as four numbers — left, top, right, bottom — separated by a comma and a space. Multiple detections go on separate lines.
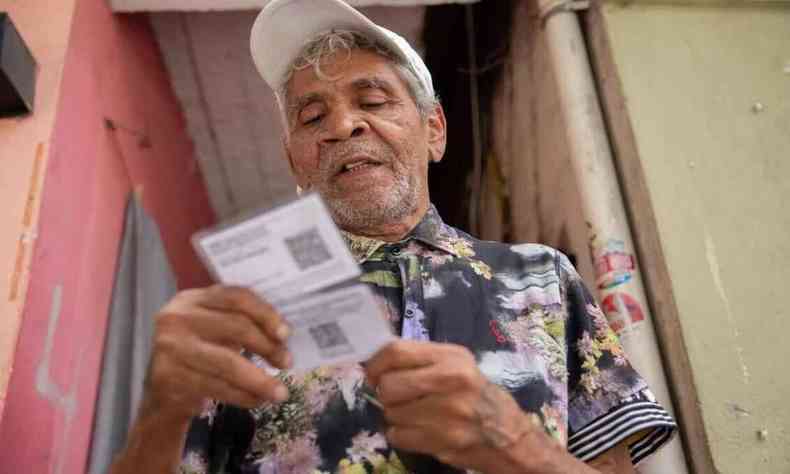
567, 398, 677, 466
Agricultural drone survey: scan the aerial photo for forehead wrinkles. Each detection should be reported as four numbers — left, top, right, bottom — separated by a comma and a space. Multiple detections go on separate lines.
286, 54, 410, 113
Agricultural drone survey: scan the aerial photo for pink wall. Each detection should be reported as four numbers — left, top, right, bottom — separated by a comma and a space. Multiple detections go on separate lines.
0, 0, 215, 471
0, 0, 79, 417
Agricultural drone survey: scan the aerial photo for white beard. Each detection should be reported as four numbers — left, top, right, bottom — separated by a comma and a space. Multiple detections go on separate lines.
318, 168, 421, 231
301, 138, 423, 232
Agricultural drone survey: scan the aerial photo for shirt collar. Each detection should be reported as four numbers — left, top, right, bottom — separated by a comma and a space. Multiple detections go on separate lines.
342, 205, 462, 263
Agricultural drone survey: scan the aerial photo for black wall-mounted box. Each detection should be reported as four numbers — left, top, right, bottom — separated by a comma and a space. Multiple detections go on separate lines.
0, 13, 36, 117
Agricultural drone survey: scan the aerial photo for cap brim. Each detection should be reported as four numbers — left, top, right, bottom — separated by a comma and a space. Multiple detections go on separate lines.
250, 0, 405, 92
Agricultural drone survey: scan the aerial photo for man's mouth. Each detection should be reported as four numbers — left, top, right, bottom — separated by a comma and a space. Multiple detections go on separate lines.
335, 159, 382, 177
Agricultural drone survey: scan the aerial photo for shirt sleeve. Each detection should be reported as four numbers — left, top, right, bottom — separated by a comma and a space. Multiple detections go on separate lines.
178, 401, 217, 474
557, 252, 676, 466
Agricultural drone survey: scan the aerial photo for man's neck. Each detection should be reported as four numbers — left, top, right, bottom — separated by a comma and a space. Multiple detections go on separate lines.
341, 202, 429, 243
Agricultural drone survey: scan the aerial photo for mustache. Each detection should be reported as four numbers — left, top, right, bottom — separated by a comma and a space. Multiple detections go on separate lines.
300, 141, 395, 186
321, 141, 391, 170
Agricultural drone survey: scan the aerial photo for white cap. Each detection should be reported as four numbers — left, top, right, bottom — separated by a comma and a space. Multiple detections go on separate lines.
250, 0, 434, 99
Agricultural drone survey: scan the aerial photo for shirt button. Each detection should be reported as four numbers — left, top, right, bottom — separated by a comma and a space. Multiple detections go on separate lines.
405, 309, 414, 318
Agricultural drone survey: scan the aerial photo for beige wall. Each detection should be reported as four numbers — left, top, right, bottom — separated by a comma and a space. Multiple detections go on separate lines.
601, 4, 790, 472
0, 0, 78, 412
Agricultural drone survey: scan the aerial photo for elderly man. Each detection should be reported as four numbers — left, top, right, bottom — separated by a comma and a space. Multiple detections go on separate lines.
111, 1, 676, 473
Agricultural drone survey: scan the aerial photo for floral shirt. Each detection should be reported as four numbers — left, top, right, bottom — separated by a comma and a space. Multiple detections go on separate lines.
180, 206, 676, 474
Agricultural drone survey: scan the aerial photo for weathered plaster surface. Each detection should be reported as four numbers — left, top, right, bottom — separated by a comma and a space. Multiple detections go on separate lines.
602, 4, 790, 472
0, 0, 79, 419
0, 0, 214, 471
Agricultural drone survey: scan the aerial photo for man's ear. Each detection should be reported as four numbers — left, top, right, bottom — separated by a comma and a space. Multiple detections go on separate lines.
426, 103, 447, 164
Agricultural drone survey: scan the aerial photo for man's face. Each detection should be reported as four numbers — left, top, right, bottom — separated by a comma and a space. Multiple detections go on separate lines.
283, 49, 446, 233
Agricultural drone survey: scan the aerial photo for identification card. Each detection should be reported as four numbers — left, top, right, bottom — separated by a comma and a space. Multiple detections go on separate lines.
192, 194, 394, 372
193, 193, 360, 304
279, 284, 393, 371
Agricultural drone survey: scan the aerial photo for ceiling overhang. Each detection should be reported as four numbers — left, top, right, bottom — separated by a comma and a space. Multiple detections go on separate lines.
110, 0, 477, 13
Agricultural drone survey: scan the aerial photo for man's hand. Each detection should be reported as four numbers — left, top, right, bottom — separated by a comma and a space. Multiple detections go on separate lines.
111, 285, 292, 474
145, 285, 293, 419
364, 341, 600, 474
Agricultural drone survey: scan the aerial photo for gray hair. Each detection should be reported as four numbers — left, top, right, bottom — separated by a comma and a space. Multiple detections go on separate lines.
276, 29, 439, 127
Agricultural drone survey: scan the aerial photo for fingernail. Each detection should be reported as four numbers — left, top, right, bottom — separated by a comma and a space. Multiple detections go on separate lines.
273, 384, 288, 402
276, 324, 290, 342
280, 352, 292, 369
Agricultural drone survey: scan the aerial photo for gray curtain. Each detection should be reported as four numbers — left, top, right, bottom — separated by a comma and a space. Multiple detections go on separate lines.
87, 194, 178, 474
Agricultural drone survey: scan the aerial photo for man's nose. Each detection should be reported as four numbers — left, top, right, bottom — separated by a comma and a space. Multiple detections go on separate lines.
321, 108, 368, 143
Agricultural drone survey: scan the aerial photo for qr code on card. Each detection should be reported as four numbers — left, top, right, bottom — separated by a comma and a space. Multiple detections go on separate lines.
309, 322, 353, 358
284, 228, 332, 271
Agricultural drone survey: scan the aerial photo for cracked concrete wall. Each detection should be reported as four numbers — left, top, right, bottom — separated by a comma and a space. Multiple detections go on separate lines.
601, 4, 790, 472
